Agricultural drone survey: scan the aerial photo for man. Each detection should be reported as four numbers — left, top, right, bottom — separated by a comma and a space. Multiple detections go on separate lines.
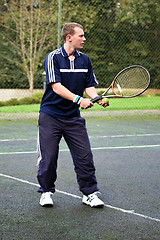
37, 22, 108, 208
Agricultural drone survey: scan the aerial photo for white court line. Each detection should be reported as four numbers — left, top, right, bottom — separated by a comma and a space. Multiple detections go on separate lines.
0, 133, 160, 142
0, 144, 160, 155
90, 133, 160, 138
0, 151, 37, 155
0, 172, 160, 223
91, 144, 160, 150
0, 138, 35, 142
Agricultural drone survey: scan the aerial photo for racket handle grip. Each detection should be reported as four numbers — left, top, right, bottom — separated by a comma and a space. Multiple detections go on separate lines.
91, 95, 102, 103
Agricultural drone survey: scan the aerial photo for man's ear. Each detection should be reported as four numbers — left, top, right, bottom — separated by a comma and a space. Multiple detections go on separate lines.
66, 34, 72, 42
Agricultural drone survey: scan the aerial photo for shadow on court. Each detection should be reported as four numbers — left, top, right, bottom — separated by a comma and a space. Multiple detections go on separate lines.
0, 116, 160, 240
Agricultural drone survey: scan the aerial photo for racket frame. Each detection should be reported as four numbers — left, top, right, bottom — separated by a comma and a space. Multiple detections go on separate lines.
91, 65, 150, 103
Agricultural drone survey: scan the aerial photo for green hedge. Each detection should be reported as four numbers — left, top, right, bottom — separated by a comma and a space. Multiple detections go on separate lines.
0, 91, 159, 107
0, 91, 99, 107
0, 92, 43, 107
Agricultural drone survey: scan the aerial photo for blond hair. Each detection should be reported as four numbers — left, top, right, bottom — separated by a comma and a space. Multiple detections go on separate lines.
61, 22, 83, 42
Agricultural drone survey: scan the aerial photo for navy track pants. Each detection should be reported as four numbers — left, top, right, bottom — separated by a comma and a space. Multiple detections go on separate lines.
37, 112, 99, 196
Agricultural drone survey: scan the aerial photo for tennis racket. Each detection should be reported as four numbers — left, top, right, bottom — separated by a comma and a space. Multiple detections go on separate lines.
91, 65, 150, 103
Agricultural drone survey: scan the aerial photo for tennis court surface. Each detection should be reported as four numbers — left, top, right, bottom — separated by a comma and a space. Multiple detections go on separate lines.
0, 115, 160, 239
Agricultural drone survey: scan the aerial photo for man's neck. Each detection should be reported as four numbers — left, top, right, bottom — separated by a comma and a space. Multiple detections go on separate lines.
64, 43, 75, 59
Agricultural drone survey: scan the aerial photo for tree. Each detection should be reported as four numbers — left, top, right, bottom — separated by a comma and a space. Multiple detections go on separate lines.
114, 0, 160, 87
0, 0, 58, 93
0, 0, 159, 90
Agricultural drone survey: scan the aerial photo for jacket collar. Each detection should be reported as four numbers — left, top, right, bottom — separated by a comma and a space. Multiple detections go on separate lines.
61, 45, 81, 58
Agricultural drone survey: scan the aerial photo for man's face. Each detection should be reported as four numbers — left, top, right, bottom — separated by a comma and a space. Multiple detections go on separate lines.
69, 27, 86, 50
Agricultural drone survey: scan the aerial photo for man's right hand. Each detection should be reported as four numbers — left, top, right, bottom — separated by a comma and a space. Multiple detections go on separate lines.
80, 98, 93, 109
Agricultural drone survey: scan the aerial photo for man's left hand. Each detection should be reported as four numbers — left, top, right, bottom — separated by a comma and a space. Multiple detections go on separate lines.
97, 99, 109, 108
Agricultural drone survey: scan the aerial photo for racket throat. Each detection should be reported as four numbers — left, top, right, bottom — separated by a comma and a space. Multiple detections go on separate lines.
116, 83, 123, 94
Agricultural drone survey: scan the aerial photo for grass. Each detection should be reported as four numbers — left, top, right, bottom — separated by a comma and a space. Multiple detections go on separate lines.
0, 94, 159, 113
0, 104, 40, 113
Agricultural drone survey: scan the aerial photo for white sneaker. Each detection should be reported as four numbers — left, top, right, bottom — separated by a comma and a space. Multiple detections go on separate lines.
39, 192, 53, 207
82, 192, 104, 208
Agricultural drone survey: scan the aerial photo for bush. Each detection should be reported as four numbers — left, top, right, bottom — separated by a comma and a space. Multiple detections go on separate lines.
97, 90, 105, 95
5, 98, 19, 106
0, 92, 43, 107
0, 101, 6, 107
31, 92, 43, 102
18, 97, 36, 105
19, 92, 43, 105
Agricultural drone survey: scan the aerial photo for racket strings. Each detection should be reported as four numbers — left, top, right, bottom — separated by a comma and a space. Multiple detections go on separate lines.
114, 67, 149, 96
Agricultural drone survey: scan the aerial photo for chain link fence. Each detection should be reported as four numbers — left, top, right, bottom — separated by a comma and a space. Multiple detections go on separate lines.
0, 0, 160, 119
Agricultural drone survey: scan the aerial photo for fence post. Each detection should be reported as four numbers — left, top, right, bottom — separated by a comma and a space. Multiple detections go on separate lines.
42, 71, 46, 92
57, 0, 62, 48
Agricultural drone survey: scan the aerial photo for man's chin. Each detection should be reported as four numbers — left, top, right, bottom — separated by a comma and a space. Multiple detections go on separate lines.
77, 45, 84, 50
